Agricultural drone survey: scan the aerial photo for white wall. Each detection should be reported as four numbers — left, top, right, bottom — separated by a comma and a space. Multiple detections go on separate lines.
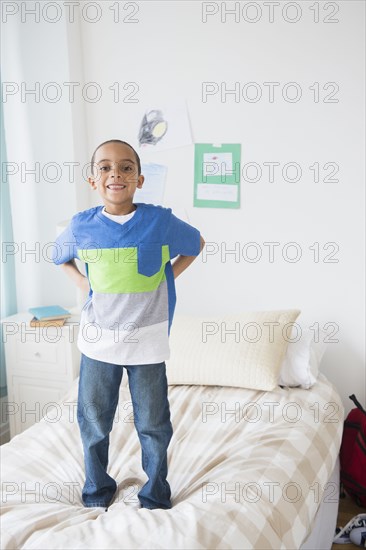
2, 7, 90, 310
2, 1, 364, 413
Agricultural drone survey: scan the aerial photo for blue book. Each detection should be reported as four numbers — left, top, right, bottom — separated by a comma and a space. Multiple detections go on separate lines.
28, 305, 71, 321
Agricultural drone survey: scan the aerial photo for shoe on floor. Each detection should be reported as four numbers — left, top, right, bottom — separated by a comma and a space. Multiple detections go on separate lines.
333, 514, 366, 545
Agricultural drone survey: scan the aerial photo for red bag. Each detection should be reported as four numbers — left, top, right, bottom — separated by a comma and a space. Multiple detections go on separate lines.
340, 394, 366, 507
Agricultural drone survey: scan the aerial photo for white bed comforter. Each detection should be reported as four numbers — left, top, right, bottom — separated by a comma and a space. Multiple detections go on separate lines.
0, 374, 344, 549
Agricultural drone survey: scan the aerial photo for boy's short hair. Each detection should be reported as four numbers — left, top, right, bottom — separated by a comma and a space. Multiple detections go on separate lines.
91, 139, 141, 176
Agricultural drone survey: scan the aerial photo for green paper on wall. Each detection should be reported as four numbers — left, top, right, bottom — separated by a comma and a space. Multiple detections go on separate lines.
194, 143, 241, 208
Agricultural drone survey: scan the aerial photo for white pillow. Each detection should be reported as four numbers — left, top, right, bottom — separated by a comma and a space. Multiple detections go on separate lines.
165, 310, 301, 391
278, 323, 328, 389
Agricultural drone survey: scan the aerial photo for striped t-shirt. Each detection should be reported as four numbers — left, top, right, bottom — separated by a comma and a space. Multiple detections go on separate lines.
53, 203, 201, 365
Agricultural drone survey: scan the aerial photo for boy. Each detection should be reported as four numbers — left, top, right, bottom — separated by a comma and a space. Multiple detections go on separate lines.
53, 139, 205, 510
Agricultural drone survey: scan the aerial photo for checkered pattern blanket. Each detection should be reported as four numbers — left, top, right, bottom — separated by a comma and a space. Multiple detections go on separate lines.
1, 373, 344, 549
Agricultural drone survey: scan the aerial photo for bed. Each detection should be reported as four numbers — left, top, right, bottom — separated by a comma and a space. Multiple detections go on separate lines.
0, 310, 344, 549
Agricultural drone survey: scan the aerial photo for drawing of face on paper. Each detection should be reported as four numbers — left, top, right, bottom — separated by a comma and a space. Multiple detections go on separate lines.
203, 152, 233, 177
138, 110, 168, 146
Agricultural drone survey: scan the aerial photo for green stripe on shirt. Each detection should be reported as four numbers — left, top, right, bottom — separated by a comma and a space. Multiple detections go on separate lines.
77, 245, 170, 293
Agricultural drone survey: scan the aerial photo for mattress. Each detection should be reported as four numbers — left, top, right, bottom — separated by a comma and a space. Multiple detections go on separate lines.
0, 373, 344, 549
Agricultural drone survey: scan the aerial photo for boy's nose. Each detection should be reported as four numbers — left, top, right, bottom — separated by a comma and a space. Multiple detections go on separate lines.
111, 165, 122, 178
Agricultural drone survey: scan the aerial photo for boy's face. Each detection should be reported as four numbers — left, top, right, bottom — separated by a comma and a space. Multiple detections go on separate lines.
88, 142, 144, 215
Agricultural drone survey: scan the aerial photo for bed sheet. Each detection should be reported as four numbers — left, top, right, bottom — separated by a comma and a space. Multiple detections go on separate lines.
0, 373, 344, 549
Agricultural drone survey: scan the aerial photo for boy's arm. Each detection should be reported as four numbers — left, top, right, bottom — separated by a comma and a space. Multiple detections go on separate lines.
60, 260, 89, 292
172, 236, 205, 279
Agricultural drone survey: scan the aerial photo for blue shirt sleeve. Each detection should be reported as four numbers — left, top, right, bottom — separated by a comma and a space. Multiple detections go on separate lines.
167, 213, 201, 259
52, 218, 78, 265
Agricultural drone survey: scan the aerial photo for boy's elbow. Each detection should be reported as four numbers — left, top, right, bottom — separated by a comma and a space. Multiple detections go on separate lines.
57, 260, 73, 269
200, 235, 205, 252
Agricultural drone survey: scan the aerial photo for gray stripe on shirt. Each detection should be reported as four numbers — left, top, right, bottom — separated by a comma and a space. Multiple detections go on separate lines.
81, 280, 169, 331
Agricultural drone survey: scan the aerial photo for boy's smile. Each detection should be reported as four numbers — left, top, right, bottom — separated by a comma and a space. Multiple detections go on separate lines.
88, 142, 144, 215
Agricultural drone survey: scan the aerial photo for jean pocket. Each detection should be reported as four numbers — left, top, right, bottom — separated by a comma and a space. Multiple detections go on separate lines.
137, 243, 162, 277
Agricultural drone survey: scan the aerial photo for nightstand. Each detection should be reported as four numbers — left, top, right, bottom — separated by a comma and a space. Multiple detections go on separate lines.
1, 310, 81, 439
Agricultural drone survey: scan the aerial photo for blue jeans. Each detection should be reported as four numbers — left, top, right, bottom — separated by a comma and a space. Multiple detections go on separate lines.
76, 353, 173, 509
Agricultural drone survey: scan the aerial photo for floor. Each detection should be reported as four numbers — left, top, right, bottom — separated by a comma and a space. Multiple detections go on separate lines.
331, 492, 366, 549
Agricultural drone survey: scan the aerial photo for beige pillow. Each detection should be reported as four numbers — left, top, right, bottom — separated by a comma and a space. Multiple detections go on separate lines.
165, 309, 301, 391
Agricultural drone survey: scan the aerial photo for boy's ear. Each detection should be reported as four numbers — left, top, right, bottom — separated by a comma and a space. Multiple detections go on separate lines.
88, 177, 97, 190
137, 175, 145, 189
